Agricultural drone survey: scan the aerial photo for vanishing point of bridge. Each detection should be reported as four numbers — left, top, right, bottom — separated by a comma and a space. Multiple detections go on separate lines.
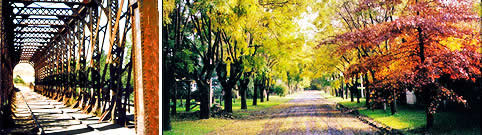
0, 0, 158, 134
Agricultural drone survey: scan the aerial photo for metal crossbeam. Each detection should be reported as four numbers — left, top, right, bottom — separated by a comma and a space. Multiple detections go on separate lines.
14, 18, 65, 26
15, 24, 64, 28
12, 0, 89, 4
15, 26, 59, 33
15, 33, 55, 38
14, 37, 51, 42
15, 37, 52, 40
14, 7, 76, 17
16, 31, 58, 34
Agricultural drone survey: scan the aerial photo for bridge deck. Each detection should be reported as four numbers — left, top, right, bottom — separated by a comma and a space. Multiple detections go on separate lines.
13, 86, 135, 135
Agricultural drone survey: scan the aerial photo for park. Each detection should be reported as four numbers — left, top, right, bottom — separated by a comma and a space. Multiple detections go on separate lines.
162, 0, 481, 134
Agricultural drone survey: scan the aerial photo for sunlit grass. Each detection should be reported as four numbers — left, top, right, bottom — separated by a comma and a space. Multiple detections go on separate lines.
233, 96, 293, 114
339, 99, 366, 109
359, 106, 425, 130
322, 92, 480, 134
163, 118, 233, 135
173, 96, 292, 114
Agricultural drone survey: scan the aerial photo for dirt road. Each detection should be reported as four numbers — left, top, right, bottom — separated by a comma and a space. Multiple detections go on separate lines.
209, 90, 378, 135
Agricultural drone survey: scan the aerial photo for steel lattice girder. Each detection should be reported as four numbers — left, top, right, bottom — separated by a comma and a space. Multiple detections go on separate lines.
12, 0, 89, 4
15, 33, 55, 38
13, 18, 65, 26
15, 31, 58, 34
13, 7, 77, 17
14, 26, 59, 33
15, 37, 52, 41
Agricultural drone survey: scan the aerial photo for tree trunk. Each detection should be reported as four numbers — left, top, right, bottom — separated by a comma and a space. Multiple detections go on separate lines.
162, 59, 171, 130
186, 84, 191, 112
253, 84, 258, 106
197, 80, 210, 119
350, 84, 354, 102
162, 80, 171, 130
266, 78, 270, 101
391, 97, 397, 115
224, 85, 233, 113
356, 76, 360, 103
260, 85, 264, 102
364, 73, 370, 109
240, 86, 247, 109
339, 83, 344, 98
426, 108, 434, 128
220, 92, 223, 106
180, 95, 183, 106
345, 83, 349, 99
240, 78, 248, 109
266, 88, 270, 101
171, 82, 177, 115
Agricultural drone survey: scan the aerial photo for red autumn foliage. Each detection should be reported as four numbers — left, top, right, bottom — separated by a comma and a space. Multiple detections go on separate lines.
325, 0, 480, 123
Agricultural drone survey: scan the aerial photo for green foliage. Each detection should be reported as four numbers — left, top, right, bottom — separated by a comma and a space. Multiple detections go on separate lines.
13, 75, 25, 84
271, 83, 288, 96
338, 99, 366, 109
309, 77, 331, 90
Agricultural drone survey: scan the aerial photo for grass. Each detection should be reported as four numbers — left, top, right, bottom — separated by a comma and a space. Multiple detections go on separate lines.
163, 118, 233, 135
172, 96, 292, 115
232, 96, 293, 116
358, 106, 426, 130
322, 92, 480, 134
163, 95, 293, 135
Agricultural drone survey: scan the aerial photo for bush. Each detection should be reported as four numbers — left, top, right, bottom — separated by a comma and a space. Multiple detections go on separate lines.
271, 84, 288, 97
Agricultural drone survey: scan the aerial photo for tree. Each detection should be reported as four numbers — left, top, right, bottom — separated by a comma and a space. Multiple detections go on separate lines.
326, 0, 480, 128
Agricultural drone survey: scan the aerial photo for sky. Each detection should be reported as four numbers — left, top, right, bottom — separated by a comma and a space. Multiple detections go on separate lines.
13, 63, 35, 83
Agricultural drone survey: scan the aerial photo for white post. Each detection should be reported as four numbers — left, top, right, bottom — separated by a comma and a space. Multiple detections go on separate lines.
209, 78, 213, 107
360, 74, 364, 98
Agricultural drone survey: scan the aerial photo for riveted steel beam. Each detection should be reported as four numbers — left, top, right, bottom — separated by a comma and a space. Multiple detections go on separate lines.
131, 0, 159, 134
12, 0, 90, 4
13, 7, 77, 17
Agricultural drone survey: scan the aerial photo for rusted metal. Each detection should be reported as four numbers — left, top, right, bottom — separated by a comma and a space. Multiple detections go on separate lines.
2, 0, 156, 132
131, 0, 159, 134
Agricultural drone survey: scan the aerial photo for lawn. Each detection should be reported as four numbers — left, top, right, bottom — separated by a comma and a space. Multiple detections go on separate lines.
323, 93, 480, 134
163, 118, 232, 135
163, 95, 293, 135
172, 95, 292, 113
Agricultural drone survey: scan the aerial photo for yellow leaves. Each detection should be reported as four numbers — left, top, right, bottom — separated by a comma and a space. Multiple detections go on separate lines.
162, 0, 175, 25
439, 37, 463, 51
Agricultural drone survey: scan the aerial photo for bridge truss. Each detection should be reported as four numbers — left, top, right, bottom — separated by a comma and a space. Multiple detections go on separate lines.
0, 0, 158, 134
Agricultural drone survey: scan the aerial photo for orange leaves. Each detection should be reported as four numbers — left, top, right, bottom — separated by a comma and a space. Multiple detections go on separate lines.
325, 0, 480, 114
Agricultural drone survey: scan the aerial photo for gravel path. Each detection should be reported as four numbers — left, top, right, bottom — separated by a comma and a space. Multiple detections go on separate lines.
210, 90, 378, 135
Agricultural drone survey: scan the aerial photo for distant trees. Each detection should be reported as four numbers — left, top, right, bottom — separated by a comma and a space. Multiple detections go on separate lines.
13, 75, 25, 84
